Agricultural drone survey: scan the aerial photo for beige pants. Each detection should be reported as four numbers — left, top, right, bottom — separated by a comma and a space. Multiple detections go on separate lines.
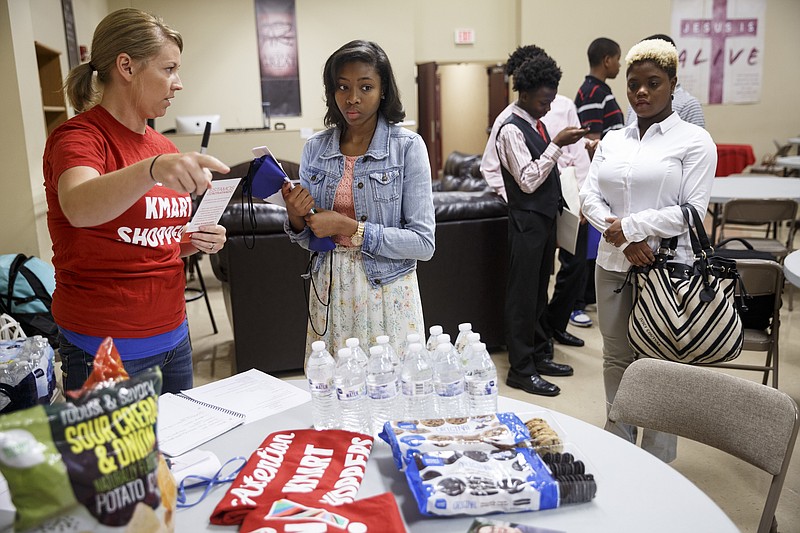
596, 266, 677, 463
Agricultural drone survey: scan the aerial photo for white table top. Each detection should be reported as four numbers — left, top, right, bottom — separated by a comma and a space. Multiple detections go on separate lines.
777, 156, 800, 170
787, 137, 800, 145
784, 250, 800, 288
176, 387, 738, 533
710, 175, 800, 203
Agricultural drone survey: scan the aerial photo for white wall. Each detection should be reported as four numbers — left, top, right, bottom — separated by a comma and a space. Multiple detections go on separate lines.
440, 63, 491, 158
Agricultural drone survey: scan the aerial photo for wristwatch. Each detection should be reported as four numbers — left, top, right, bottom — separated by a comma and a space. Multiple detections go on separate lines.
350, 221, 365, 246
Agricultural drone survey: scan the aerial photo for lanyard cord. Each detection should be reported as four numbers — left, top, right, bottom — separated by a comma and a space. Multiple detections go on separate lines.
303, 252, 332, 337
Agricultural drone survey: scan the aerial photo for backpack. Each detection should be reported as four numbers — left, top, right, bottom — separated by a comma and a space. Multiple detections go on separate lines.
0, 254, 58, 347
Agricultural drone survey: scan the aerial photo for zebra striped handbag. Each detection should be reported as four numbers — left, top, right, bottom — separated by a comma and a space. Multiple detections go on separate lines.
627, 204, 743, 364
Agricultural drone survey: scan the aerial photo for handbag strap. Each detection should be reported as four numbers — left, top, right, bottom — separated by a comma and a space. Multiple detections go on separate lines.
716, 237, 756, 251
680, 203, 714, 258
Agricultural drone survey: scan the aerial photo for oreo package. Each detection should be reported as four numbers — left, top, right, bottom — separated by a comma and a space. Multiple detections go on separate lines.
379, 413, 531, 469
404, 447, 559, 516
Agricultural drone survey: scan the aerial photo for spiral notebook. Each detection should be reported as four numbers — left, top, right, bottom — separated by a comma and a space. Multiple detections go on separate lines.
157, 392, 245, 457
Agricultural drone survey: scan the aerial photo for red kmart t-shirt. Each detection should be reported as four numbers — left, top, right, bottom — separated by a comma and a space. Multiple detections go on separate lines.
43, 106, 189, 338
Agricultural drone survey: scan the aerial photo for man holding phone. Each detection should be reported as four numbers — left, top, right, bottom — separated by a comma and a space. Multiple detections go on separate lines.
493, 50, 588, 397
481, 45, 593, 376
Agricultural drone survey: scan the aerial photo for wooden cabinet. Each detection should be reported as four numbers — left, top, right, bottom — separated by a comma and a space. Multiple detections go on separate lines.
35, 42, 68, 135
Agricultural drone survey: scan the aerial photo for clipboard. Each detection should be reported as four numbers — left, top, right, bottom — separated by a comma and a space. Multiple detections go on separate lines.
557, 167, 581, 255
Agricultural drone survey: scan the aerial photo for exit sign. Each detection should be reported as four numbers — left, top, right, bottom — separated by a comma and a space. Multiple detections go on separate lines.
454, 28, 475, 45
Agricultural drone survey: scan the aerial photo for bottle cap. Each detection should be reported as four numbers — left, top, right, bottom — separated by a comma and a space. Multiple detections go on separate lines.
439, 333, 451, 344
376, 335, 390, 344
408, 342, 423, 352
429, 325, 443, 336
345, 337, 360, 347
436, 342, 452, 352
458, 322, 472, 331
474, 342, 486, 352
369, 345, 384, 356
407, 333, 421, 343
338, 347, 352, 359
467, 332, 481, 342
311, 340, 326, 352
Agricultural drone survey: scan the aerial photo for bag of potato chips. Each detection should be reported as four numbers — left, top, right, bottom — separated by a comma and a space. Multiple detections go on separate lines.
0, 337, 176, 532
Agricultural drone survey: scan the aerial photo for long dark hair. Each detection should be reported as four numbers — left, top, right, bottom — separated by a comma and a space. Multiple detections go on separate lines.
322, 40, 405, 130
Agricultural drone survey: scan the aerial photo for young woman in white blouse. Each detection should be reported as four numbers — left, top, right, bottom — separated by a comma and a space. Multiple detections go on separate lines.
579, 39, 717, 462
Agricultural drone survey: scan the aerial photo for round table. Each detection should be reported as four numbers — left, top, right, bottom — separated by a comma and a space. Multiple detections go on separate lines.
783, 250, 800, 287
709, 176, 800, 242
176, 387, 739, 533
710, 176, 800, 203
777, 156, 800, 171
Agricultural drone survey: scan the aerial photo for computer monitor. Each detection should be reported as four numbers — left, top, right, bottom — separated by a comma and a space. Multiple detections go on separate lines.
175, 114, 223, 135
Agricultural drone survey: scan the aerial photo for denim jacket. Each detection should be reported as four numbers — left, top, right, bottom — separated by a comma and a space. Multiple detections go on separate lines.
285, 115, 435, 287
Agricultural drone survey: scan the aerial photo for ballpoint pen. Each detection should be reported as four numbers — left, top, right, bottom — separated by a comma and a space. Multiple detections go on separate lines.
200, 121, 212, 155
194, 121, 213, 200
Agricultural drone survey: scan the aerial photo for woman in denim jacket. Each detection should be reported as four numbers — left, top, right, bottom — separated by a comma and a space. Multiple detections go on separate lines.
282, 40, 435, 359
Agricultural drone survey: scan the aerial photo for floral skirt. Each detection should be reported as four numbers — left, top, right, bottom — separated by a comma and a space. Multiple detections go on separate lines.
305, 246, 425, 363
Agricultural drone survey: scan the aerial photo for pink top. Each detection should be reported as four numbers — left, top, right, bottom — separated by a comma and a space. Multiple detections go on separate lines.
333, 155, 358, 247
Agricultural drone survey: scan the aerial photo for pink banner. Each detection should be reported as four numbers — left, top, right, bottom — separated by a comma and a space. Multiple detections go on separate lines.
671, 0, 765, 105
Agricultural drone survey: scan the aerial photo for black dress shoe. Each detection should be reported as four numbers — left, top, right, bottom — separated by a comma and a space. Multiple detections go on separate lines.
535, 359, 574, 377
506, 373, 561, 397
553, 329, 585, 347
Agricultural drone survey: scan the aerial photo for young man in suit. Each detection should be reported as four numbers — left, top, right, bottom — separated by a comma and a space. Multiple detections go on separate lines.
495, 53, 588, 396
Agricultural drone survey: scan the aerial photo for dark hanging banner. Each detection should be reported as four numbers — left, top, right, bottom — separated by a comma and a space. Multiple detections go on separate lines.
61, 0, 80, 69
255, 0, 301, 119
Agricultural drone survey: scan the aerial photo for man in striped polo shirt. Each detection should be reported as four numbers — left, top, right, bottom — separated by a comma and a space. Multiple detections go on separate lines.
572, 37, 624, 331
575, 37, 624, 140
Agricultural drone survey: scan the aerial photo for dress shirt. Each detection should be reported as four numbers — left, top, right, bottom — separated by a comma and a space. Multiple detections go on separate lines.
495, 104, 562, 195
579, 112, 717, 272
481, 95, 590, 200
625, 84, 705, 128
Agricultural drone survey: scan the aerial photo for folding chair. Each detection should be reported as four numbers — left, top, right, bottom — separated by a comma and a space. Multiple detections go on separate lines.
608, 358, 799, 533
702, 259, 784, 388
716, 199, 797, 262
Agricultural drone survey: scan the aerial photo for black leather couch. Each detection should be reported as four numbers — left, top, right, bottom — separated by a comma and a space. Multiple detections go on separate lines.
210, 162, 508, 375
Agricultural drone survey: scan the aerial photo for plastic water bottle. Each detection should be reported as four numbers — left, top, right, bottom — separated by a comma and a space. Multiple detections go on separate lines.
366, 345, 400, 434
334, 348, 370, 434
306, 341, 340, 430
426, 325, 444, 354
454, 322, 474, 355
401, 342, 434, 419
459, 332, 482, 367
375, 335, 400, 374
399, 333, 422, 364
432, 342, 467, 418
429, 333, 451, 365
345, 337, 369, 369
464, 342, 498, 416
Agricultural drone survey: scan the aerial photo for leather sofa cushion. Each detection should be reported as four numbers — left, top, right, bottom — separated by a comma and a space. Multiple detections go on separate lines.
220, 190, 507, 236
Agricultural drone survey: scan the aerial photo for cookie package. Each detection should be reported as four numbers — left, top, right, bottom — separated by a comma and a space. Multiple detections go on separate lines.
378, 413, 531, 469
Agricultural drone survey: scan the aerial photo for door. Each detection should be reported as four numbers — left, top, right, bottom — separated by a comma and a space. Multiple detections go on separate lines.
417, 62, 442, 179
487, 65, 508, 135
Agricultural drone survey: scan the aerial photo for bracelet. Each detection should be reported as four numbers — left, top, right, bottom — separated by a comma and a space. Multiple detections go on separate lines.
149, 154, 162, 183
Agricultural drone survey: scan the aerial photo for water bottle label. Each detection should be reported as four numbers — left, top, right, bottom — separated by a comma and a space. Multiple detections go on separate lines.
467, 379, 497, 396
308, 378, 331, 394
402, 379, 433, 396
367, 382, 398, 400
337, 383, 366, 401
434, 379, 465, 397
